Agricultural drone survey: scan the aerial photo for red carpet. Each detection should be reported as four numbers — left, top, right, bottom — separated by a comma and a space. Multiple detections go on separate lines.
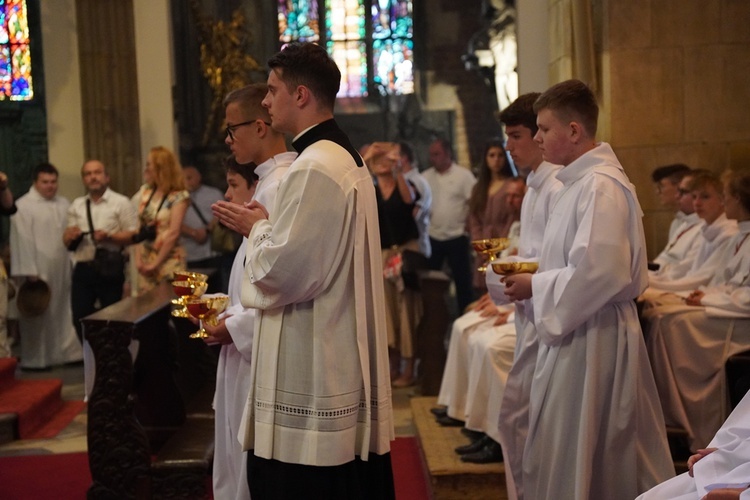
0, 438, 430, 500
0, 357, 85, 439
0, 452, 91, 500
392, 436, 431, 499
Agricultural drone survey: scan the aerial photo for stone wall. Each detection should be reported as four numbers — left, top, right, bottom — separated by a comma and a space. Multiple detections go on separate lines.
604, 0, 750, 258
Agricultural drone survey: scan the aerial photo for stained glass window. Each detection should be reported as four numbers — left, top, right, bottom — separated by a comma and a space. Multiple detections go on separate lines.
278, 0, 320, 43
278, 0, 413, 98
326, 0, 366, 97
371, 0, 413, 95
0, 0, 33, 101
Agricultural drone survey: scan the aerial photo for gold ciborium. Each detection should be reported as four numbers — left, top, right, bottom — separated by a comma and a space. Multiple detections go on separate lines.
471, 237, 510, 273
490, 260, 539, 276
171, 279, 208, 317
186, 295, 230, 339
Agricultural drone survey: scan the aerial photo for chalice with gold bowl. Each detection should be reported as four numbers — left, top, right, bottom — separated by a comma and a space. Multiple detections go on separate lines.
472, 237, 510, 273
491, 260, 539, 276
171, 275, 209, 318
186, 295, 230, 339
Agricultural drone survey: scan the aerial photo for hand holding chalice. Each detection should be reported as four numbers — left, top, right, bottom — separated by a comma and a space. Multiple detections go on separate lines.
493, 258, 539, 302
186, 294, 230, 339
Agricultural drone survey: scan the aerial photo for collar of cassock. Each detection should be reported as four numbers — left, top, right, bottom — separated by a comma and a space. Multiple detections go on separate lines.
291, 118, 364, 167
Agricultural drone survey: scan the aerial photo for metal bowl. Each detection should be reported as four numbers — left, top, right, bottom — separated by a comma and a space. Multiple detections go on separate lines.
490, 260, 539, 276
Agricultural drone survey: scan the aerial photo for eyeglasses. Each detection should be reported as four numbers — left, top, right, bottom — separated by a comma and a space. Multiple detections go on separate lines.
225, 119, 272, 142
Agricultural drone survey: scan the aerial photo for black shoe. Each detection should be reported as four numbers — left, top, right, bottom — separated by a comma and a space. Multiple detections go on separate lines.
460, 427, 486, 442
436, 415, 464, 427
460, 439, 504, 464
455, 434, 490, 455
430, 406, 448, 417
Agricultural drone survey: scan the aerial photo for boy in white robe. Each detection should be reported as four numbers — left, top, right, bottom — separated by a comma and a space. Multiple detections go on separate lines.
214, 42, 394, 498
504, 79, 673, 499
637, 389, 750, 500
204, 83, 295, 500
643, 168, 750, 453
651, 170, 703, 277
645, 171, 737, 299
651, 163, 692, 257
10, 163, 82, 369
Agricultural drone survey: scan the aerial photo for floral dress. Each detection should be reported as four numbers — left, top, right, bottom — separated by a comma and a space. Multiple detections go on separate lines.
135, 184, 189, 294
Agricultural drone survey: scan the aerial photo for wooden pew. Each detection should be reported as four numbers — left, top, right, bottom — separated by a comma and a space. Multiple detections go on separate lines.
83, 281, 218, 499
416, 270, 452, 396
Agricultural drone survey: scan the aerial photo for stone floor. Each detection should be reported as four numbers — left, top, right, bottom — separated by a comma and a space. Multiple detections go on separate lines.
0, 360, 419, 458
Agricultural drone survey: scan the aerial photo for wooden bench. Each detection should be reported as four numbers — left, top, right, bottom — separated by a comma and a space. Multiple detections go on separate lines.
416, 270, 452, 396
82, 281, 218, 499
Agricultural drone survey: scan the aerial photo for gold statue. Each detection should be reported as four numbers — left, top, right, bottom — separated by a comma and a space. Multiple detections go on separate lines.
190, 1, 263, 145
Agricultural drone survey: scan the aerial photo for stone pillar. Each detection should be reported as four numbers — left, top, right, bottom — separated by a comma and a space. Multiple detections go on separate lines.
75, 0, 142, 196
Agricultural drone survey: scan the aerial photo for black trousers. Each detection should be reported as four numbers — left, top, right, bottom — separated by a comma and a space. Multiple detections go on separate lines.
247, 451, 395, 500
71, 261, 124, 342
428, 235, 475, 314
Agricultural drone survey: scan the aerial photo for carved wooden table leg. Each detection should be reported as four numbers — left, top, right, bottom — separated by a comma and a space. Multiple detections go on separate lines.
86, 322, 151, 499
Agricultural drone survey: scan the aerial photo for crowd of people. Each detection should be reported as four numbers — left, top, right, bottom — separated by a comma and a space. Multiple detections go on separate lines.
430, 80, 750, 500
2, 146, 229, 371
2, 40, 748, 500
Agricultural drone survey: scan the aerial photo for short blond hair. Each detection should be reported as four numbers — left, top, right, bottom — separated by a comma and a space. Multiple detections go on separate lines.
534, 79, 599, 138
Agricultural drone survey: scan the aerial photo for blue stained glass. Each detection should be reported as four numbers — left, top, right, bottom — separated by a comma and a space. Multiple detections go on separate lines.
0, 46, 10, 97
10, 44, 30, 99
372, 0, 412, 40
279, 0, 413, 97
278, 0, 320, 43
0, 1, 7, 45
373, 37, 413, 95
1, 0, 32, 100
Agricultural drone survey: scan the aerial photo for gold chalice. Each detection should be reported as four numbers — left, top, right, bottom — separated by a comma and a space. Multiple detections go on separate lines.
186, 295, 230, 339
171, 271, 209, 315
173, 271, 209, 283
490, 260, 539, 276
171, 280, 208, 317
472, 237, 510, 273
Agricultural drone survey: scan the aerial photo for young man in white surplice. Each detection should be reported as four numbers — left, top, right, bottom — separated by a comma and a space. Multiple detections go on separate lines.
503, 79, 674, 500
202, 83, 295, 500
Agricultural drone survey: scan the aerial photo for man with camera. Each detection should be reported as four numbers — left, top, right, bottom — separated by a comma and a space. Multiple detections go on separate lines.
63, 160, 138, 342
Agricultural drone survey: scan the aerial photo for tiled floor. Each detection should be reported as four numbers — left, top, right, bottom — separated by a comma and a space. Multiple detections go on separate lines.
0, 361, 419, 457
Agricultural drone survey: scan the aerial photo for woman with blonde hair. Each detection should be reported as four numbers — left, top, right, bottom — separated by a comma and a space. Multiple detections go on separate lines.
133, 146, 189, 294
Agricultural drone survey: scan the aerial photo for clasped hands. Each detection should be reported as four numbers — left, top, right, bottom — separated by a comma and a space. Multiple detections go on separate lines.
211, 200, 268, 238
